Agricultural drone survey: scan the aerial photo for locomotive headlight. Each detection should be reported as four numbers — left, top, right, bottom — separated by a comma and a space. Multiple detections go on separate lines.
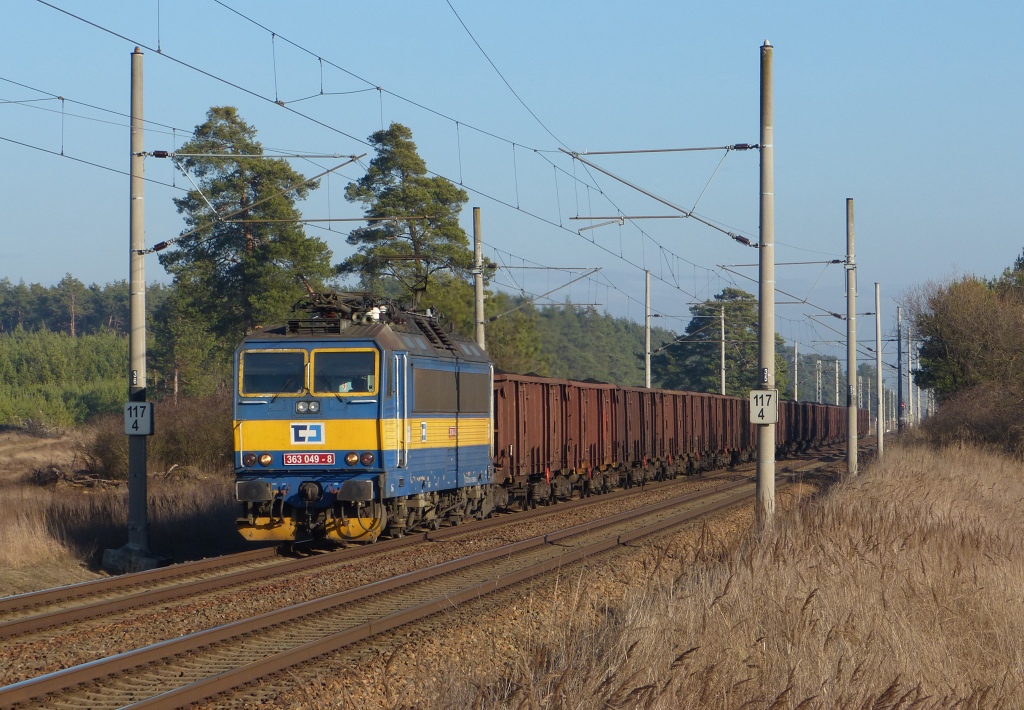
360, 453, 375, 466
344, 452, 359, 466
242, 453, 257, 467
308, 401, 320, 413
259, 453, 273, 466
295, 401, 309, 414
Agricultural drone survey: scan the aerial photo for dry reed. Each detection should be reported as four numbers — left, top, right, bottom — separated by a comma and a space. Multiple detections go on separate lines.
425, 443, 1024, 708
0, 474, 250, 597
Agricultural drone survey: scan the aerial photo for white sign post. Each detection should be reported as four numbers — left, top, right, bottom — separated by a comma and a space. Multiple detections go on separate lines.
749, 389, 779, 425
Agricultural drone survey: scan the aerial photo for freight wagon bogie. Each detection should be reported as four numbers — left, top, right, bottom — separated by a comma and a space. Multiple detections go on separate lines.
385, 484, 499, 536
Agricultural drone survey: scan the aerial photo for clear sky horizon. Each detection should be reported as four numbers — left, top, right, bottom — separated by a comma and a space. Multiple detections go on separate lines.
2, 1, 1022, 378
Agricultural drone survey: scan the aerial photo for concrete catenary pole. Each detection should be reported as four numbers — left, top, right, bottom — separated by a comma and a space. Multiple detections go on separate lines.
756, 40, 776, 530
921, 370, 929, 420
875, 282, 884, 458
720, 306, 726, 395
793, 340, 798, 401
127, 47, 149, 552
846, 198, 858, 477
907, 331, 914, 426
834, 359, 839, 405
473, 207, 485, 350
645, 270, 651, 388
897, 307, 904, 429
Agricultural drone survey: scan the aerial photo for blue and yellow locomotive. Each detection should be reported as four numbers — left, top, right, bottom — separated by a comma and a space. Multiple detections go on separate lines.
233, 292, 494, 542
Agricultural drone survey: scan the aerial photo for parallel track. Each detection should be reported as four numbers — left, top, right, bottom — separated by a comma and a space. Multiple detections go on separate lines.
0, 443, 863, 709
0, 466, 758, 640
0, 474, 765, 709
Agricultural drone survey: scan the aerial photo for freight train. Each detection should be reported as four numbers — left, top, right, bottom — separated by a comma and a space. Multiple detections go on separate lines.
233, 293, 866, 543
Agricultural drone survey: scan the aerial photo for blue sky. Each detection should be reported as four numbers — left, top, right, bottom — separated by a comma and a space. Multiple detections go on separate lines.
2, 1, 1022, 375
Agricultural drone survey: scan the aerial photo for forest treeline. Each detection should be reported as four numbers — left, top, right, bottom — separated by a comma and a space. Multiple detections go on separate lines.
0, 107, 882, 432
2, 105, 1009, 461
3, 267, 888, 430
0, 276, 169, 336
0, 282, 675, 428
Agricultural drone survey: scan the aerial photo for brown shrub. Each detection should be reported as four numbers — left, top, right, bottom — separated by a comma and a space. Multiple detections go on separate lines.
76, 389, 233, 478
148, 388, 233, 472
919, 381, 1024, 457
77, 413, 129, 479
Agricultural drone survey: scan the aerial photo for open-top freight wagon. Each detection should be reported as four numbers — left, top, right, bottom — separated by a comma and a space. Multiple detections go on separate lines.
492, 374, 865, 500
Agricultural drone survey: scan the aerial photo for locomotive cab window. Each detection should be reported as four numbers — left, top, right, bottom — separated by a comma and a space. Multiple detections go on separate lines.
312, 349, 378, 395
239, 350, 306, 395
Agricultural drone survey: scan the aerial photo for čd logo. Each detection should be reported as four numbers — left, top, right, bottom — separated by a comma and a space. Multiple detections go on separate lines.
290, 422, 324, 445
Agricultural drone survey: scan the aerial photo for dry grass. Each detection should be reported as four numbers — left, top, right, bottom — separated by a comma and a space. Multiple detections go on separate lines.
0, 486, 99, 595
0, 497, 80, 568
0, 474, 251, 597
8, 439, 1024, 708
417, 443, 1024, 708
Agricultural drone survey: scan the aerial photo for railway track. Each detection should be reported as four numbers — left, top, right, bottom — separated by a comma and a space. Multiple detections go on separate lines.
0, 444, 860, 709
0, 466, 756, 641
0, 473, 766, 709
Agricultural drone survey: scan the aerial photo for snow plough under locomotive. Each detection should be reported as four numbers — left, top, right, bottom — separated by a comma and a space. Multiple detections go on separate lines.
233, 292, 865, 543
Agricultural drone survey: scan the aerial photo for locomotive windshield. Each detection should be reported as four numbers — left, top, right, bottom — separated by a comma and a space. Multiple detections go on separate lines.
240, 350, 305, 395
312, 350, 377, 395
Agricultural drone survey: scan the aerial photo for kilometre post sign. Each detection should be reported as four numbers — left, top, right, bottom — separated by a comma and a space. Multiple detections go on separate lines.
749, 389, 778, 424
124, 402, 154, 436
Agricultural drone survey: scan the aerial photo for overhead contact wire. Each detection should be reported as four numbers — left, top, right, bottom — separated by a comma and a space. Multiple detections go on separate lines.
36, 0, 727, 303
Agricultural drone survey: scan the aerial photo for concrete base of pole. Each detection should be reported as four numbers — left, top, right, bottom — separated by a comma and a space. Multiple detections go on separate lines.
101, 544, 171, 574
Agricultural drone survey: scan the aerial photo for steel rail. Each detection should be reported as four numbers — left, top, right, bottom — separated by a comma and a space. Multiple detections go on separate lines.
0, 476, 763, 709
0, 441, 846, 643
140, 493, 750, 710
133, 487, 763, 709
0, 547, 279, 615
0, 468, 749, 640
0, 537, 418, 640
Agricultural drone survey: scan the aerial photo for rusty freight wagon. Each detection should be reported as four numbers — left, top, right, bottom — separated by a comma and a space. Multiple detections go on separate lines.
491, 373, 860, 506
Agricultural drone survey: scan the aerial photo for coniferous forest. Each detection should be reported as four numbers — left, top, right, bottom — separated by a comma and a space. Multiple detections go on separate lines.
2, 107, 1016, 447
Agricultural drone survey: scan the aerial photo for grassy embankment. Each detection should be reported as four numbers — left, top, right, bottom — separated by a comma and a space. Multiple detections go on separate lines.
407, 441, 1024, 708
3, 435, 1023, 706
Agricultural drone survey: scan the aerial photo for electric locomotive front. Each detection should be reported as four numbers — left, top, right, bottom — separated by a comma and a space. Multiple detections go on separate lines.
233, 294, 493, 543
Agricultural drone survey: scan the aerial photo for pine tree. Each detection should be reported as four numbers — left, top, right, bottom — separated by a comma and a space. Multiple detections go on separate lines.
160, 107, 333, 343
339, 123, 472, 306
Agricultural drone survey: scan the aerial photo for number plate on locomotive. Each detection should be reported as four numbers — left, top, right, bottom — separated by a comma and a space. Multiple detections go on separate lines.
283, 453, 335, 466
